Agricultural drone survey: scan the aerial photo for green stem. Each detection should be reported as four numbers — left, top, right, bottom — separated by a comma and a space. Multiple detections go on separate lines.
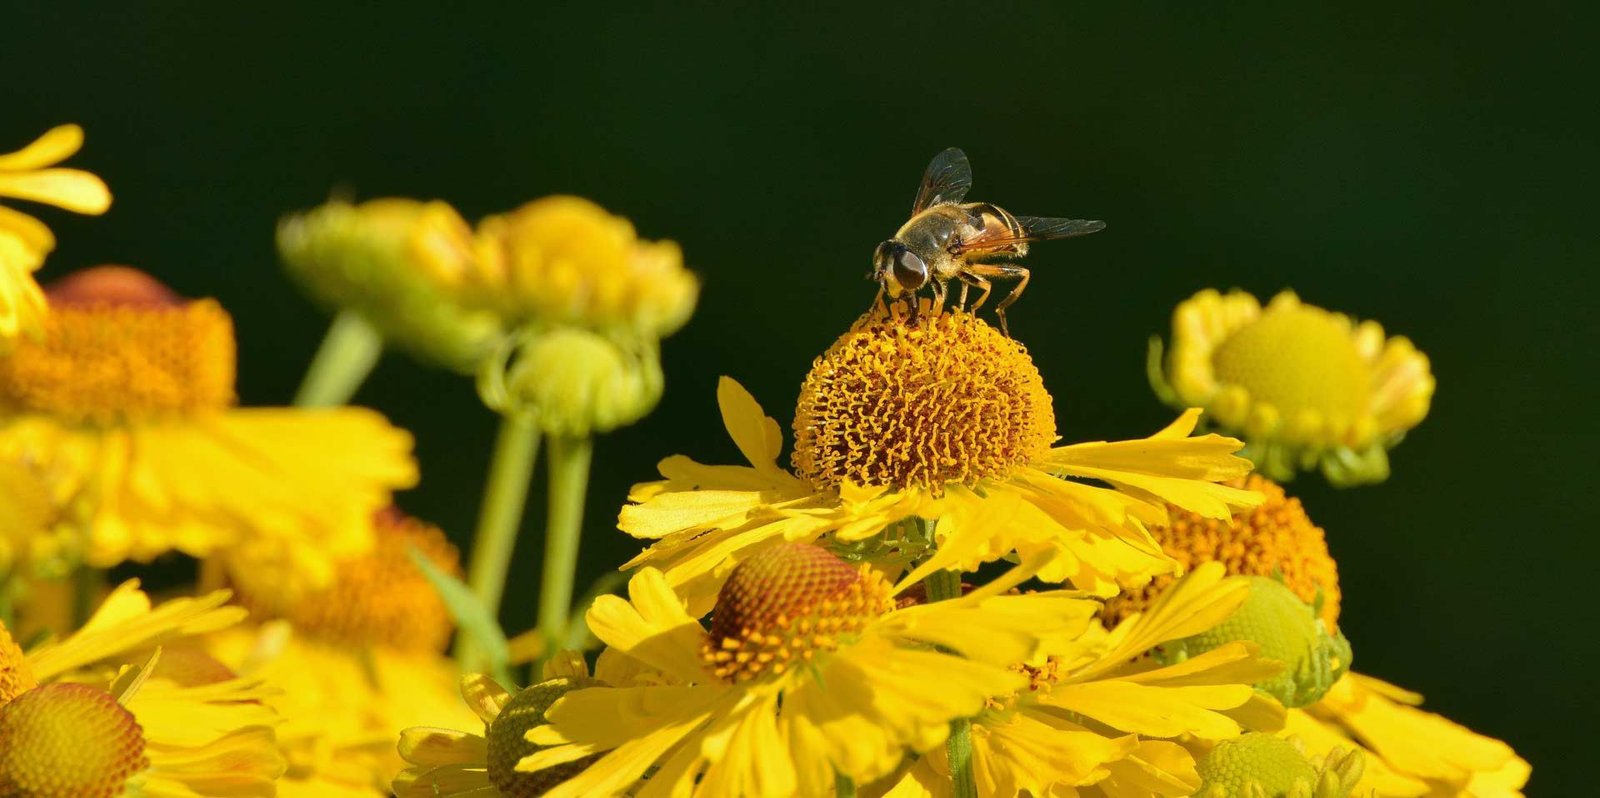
923, 567, 977, 798
457, 413, 542, 668
72, 567, 102, 629
293, 310, 384, 407
834, 771, 857, 797
535, 435, 593, 668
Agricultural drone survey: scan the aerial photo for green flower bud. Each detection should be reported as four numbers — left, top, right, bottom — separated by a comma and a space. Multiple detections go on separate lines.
1197, 734, 1365, 798
483, 327, 664, 436
486, 677, 604, 797
1159, 576, 1352, 708
278, 198, 504, 372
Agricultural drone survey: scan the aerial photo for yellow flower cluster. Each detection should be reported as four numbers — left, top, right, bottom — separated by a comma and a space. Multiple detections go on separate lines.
0, 122, 1522, 798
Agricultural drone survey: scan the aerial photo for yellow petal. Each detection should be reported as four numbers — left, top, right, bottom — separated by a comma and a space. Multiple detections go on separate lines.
586, 569, 709, 684
0, 168, 112, 214
0, 124, 83, 170
397, 727, 489, 766
717, 376, 784, 470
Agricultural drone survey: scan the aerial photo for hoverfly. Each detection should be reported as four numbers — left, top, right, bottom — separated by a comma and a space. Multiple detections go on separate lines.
871, 147, 1105, 335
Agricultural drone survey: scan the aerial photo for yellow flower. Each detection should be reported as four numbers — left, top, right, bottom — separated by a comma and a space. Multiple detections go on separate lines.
0, 124, 112, 347
887, 562, 1288, 798
393, 654, 603, 798
207, 622, 476, 797
1151, 289, 1434, 485
206, 510, 473, 795
229, 508, 460, 654
473, 195, 698, 338
513, 544, 1132, 796
622, 310, 1260, 612
0, 581, 285, 796
278, 197, 504, 372
0, 266, 418, 585
1285, 673, 1529, 797
1103, 475, 1342, 629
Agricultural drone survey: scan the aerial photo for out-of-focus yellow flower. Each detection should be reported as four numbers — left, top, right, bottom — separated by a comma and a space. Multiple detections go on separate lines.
887, 563, 1287, 798
473, 195, 698, 339
0, 581, 285, 796
484, 325, 665, 436
0, 266, 418, 586
513, 544, 1170, 796
208, 622, 474, 797
1286, 674, 1529, 797
1103, 475, 1342, 630
621, 309, 1260, 613
1194, 733, 1365, 798
1151, 289, 1434, 486
0, 124, 112, 348
230, 508, 459, 654
278, 198, 504, 372
211, 509, 473, 795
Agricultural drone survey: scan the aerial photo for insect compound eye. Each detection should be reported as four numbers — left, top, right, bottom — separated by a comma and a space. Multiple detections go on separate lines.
890, 246, 928, 291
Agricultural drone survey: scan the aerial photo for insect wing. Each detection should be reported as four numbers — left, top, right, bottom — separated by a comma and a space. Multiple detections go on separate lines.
911, 147, 973, 213
950, 213, 1106, 257
1013, 215, 1106, 240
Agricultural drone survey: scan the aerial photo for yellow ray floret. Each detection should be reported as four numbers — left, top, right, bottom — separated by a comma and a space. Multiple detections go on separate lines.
0, 124, 112, 347
621, 345, 1259, 611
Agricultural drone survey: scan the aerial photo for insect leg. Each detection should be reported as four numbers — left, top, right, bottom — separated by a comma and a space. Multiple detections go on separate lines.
930, 278, 948, 316
966, 263, 1029, 336
958, 270, 994, 311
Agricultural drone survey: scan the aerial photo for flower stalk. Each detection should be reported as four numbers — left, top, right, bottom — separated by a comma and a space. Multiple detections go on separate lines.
458, 412, 542, 668
923, 564, 978, 798
535, 434, 593, 669
293, 310, 384, 407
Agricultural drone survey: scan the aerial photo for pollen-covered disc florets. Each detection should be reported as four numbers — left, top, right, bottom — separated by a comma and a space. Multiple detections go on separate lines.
0, 266, 235, 424
792, 310, 1057, 492
487, 677, 604, 797
703, 543, 895, 683
0, 683, 149, 797
1102, 475, 1341, 629
0, 621, 36, 705
232, 509, 461, 652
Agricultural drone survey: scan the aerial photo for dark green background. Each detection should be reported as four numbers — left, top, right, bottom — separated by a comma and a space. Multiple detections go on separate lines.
13, 3, 1595, 792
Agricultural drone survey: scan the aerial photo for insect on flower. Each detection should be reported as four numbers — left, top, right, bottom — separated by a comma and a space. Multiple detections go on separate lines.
871, 147, 1105, 335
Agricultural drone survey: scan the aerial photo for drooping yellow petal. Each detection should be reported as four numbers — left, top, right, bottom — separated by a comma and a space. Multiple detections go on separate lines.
585, 569, 711, 684
1073, 562, 1248, 680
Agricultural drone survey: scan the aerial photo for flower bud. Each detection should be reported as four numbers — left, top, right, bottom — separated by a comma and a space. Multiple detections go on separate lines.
1197, 734, 1365, 798
1159, 576, 1352, 708
488, 327, 664, 436
278, 198, 504, 372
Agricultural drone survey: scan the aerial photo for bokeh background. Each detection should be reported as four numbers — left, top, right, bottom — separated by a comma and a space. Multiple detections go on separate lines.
13, 2, 1596, 791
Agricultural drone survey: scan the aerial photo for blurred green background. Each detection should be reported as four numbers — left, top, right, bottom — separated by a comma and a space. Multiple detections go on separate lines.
13, 2, 1595, 791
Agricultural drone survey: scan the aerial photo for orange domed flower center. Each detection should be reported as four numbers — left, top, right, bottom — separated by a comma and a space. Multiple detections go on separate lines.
0, 683, 149, 798
792, 310, 1057, 493
703, 543, 895, 683
1102, 475, 1342, 629
0, 266, 236, 425
0, 621, 37, 705
232, 509, 462, 653
1211, 304, 1370, 423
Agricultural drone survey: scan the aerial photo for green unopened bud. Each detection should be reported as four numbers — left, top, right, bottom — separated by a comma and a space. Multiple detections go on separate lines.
1197, 734, 1365, 798
278, 198, 504, 372
483, 327, 664, 436
486, 677, 604, 797
1160, 576, 1352, 708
